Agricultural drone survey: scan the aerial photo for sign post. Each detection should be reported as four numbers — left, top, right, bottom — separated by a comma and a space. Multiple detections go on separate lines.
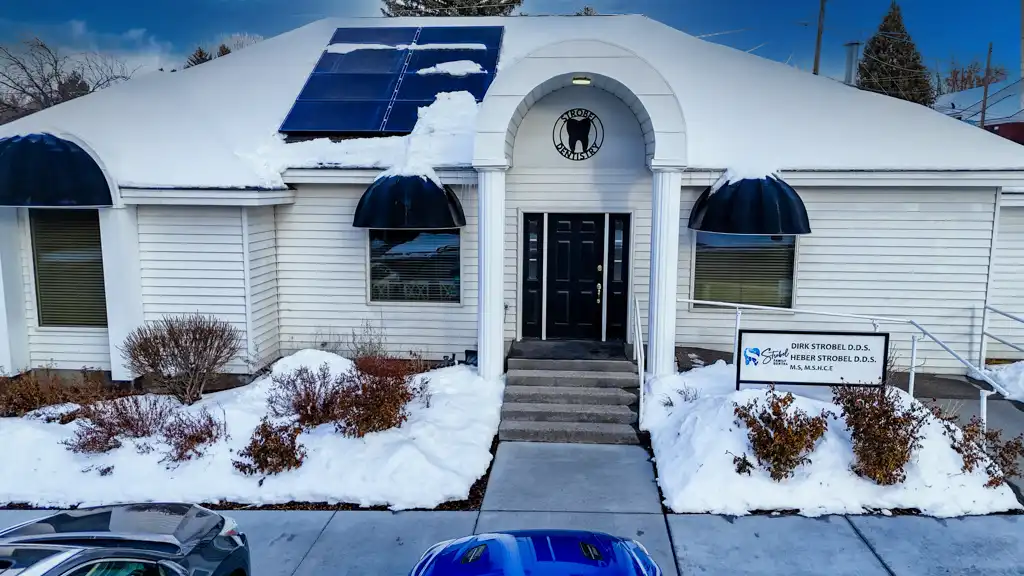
736, 330, 889, 390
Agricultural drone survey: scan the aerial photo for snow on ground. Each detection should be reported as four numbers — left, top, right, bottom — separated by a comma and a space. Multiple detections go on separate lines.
645, 361, 1022, 517
975, 361, 1024, 402
0, 350, 504, 510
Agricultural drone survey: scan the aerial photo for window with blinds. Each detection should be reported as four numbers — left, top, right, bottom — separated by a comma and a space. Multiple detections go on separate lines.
369, 229, 460, 303
30, 209, 108, 327
693, 232, 795, 308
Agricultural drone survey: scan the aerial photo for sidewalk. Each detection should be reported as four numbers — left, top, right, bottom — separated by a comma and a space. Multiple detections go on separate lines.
2, 442, 1023, 575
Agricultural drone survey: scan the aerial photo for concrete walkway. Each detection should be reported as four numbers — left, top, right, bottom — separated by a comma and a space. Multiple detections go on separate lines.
3, 442, 1024, 575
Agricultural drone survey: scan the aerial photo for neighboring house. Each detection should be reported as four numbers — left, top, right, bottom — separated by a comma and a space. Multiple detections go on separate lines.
1, 15, 1024, 382
934, 80, 1024, 144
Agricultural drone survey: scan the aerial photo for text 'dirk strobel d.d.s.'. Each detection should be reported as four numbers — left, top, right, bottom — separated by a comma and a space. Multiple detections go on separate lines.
736, 329, 889, 389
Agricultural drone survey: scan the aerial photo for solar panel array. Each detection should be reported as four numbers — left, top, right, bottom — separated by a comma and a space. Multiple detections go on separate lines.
280, 26, 504, 136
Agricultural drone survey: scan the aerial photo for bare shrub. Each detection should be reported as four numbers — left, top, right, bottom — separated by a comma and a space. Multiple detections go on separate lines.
233, 418, 306, 477
347, 318, 387, 359
929, 405, 1024, 488
733, 386, 832, 481
0, 369, 114, 417
121, 314, 242, 404
731, 451, 754, 476
162, 407, 228, 464
310, 327, 345, 355
336, 356, 421, 438
62, 395, 177, 454
266, 363, 343, 428
833, 385, 927, 485
677, 386, 700, 403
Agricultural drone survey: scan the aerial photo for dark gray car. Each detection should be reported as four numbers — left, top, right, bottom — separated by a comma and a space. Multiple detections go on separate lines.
0, 503, 249, 576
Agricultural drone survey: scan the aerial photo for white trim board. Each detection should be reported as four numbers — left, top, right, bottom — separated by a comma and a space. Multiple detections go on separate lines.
681, 170, 1024, 188
120, 188, 295, 206
283, 168, 477, 185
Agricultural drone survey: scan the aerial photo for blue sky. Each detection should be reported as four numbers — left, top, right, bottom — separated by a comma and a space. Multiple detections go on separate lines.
0, 0, 1017, 82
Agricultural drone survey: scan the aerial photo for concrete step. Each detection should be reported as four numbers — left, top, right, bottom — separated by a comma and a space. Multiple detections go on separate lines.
506, 369, 638, 388
503, 385, 637, 406
502, 402, 638, 425
506, 358, 636, 373
499, 421, 639, 444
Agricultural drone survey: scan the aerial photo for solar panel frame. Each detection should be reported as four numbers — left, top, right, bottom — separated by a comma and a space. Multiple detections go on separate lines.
415, 26, 504, 49
329, 27, 419, 46
314, 49, 409, 74
281, 100, 392, 133
395, 71, 494, 102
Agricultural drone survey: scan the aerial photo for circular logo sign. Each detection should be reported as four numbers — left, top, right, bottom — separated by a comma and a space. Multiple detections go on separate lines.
553, 108, 604, 161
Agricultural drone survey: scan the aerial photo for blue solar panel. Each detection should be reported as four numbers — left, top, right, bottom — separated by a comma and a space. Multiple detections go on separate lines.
280, 25, 505, 135
406, 48, 499, 73
416, 26, 503, 49
280, 100, 390, 133
329, 27, 419, 46
382, 100, 433, 133
314, 49, 409, 74
300, 73, 399, 101
396, 72, 493, 102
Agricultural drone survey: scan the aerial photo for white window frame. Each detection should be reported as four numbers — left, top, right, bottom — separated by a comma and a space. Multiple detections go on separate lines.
364, 227, 465, 307
686, 229, 802, 314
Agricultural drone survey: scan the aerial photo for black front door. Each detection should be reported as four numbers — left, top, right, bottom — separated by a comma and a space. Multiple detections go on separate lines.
546, 214, 605, 339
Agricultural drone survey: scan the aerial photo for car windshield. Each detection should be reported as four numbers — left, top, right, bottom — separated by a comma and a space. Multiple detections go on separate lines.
0, 545, 68, 576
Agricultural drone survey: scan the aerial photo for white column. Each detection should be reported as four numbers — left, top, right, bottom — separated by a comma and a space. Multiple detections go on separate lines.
477, 167, 507, 381
0, 208, 27, 375
648, 169, 683, 377
99, 206, 145, 381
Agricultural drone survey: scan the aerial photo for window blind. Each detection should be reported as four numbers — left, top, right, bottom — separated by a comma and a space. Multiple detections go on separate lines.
30, 209, 108, 327
369, 229, 460, 303
693, 232, 795, 308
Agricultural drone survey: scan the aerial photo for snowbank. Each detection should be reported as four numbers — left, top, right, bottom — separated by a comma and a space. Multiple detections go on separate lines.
0, 350, 504, 510
975, 361, 1024, 402
645, 361, 1022, 517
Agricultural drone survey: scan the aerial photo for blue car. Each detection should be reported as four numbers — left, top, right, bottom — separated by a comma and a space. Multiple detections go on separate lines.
409, 529, 663, 575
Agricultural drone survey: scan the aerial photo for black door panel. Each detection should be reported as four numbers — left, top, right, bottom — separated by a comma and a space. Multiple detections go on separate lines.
546, 214, 604, 339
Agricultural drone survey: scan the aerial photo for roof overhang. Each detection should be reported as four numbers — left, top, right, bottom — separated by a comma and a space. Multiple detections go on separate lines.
282, 167, 476, 185
682, 169, 1024, 188
119, 188, 295, 206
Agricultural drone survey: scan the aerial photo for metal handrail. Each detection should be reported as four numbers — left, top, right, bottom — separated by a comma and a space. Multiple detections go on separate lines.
632, 294, 646, 431
982, 305, 1024, 355
678, 297, 1010, 429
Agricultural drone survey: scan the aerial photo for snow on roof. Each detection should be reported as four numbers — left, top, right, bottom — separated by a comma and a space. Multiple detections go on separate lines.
2, 15, 1023, 190
934, 80, 1023, 125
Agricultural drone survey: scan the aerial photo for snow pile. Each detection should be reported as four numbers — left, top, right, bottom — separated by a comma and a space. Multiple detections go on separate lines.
645, 361, 1022, 517
974, 361, 1024, 402
710, 164, 782, 192
417, 60, 486, 76
249, 90, 479, 178
0, 349, 504, 510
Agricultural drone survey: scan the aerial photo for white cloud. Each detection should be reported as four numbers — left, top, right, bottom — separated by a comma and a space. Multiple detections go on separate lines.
49, 20, 182, 74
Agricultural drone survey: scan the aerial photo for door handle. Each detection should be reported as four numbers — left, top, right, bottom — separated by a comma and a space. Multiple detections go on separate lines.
597, 283, 602, 303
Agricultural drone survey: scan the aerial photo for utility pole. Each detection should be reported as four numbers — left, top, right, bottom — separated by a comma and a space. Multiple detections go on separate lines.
980, 42, 993, 129
813, 0, 827, 74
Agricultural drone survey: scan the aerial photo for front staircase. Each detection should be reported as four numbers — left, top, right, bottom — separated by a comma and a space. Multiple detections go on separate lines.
499, 356, 641, 444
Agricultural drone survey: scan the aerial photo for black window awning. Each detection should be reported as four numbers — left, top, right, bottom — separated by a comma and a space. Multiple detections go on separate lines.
688, 174, 811, 235
353, 174, 466, 229
0, 133, 113, 207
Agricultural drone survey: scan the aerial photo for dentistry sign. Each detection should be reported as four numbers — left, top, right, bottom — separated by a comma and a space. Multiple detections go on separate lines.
736, 330, 889, 389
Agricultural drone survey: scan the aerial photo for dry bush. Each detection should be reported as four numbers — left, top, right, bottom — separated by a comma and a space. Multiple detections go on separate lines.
121, 314, 242, 404
929, 405, 1024, 488
310, 327, 345, 355
0, 369, 113, 418
733, 386, 832, 481
347, 318, 387, 359
267, 363, 343, 428
162, 407, 228, 464
833, 385, 927, 485
62, 395, 177, 454
233, 417, 307, 477
336, 356, 422, 438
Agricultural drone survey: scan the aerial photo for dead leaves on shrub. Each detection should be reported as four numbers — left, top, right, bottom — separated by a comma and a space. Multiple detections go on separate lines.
232, 417, 306, 478
162, 408, 229, 464
267, 363, 344, 428
929, 405, 1024, 488
733, 386, 831, 481
833, 385, 927, 486
0, 369, 118, 418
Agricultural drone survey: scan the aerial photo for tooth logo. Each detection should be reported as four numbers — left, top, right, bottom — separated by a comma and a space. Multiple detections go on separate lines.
553, 108, 604, 161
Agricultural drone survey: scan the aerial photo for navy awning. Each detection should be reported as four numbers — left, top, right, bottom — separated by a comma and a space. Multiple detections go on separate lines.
353, 174, 466, 229
0, 133, 113, 207
688, 175, 811, 235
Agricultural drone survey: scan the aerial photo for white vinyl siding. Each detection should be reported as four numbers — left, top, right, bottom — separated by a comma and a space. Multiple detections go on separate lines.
677, 187, 997, 375
275, 184, 478, 359
138, 206, 249, 373
504, 168, 652, 343
987, 204, 1024, 360
19, 209, 110, 370
247, 206, 280, 368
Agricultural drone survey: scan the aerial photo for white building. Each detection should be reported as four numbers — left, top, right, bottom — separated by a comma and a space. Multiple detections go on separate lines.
1, 14, 1024, 383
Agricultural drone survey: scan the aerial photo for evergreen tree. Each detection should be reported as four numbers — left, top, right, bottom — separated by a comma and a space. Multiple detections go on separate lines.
575, 6, 598, 15
184, 46, 213, 68
381, 0, 524, 17
216, 44, 232, 57
855, 1, 934, 106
